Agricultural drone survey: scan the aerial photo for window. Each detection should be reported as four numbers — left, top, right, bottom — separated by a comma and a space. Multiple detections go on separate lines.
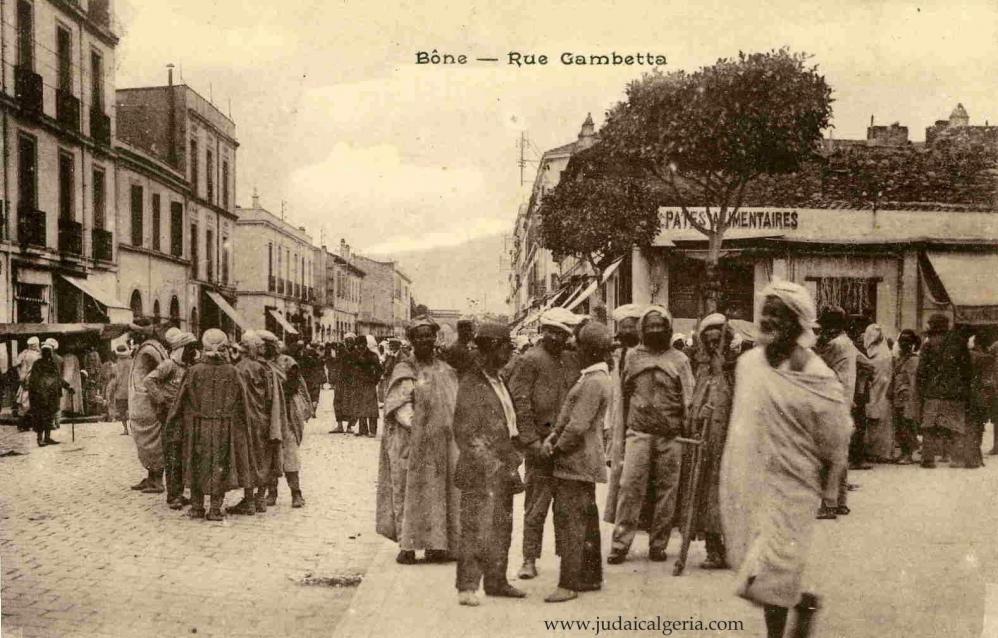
151, 193, 161, 251
190, 222, 198, 278
130, 290, 143, 317
190, 139, 199, 195
170, 202, 183, 257
206, 229, 214, 281
58, 152, 74, 221
92, 167, 106, 229
267, 242, 274, 291
15, 283, 46, 323
17, 1, 33, 71
221, 234, 229, 285
169, 296, 180, 326
130, 185, 143, 246
153, 299, 161, 323
18, 134, 37, 212
206, 149, 214, 203
668, 256, 755, 320
90, 50, 103, 111
190, 307, 198, 334
277, 246, 283, 293
222, 160, 229, 209
56, 26, 71, 93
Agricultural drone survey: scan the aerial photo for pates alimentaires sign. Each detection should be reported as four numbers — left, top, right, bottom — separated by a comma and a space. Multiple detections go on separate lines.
661, 207, 800, 231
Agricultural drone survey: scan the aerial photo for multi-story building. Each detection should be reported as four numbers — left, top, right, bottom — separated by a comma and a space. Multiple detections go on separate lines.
2, 0, 127, 326
317, 239, 365, 341
114, 138, 192, 328
352, 254, 412, 339
233, 193, 317, 341
508, 115, 596, 326
116, 76, 240, 336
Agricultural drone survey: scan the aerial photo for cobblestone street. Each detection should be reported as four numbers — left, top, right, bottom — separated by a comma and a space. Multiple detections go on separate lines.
0, 390, 384, 638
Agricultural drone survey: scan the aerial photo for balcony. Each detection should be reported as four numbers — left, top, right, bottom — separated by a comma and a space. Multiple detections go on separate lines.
18, 208, 46, 247
268, 275, 276, 292
56, 89, 81, 132
58, 218, 83, 255
15, 66, 43, 118
92, 228, 112, 262
277, 278, 284, 294
91, 108, 111, 146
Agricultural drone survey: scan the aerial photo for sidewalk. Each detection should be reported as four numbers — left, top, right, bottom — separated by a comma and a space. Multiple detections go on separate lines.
333, 451, 998, 638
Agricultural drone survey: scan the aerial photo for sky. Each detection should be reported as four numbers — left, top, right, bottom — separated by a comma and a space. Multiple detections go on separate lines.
114, 0, 998, 305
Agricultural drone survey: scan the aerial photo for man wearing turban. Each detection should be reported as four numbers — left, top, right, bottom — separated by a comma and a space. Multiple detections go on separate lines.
376, 316, 460, 564
126, 319, 170, 494
720, 281, 851, 638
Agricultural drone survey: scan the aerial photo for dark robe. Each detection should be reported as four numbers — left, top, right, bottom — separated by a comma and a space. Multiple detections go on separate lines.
351, 349, 383, 419
169, 358, 252, 495
27, 357, 67, 434
235, 356, 283, 486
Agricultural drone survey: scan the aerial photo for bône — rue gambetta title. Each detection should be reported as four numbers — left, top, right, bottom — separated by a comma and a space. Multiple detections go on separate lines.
416, 50, 667, 66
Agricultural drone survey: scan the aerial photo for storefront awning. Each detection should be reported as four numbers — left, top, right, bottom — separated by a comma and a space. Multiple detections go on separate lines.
923, 251, 998, 325
60, 274, 133, 324
564, 257, 624, 311
268, 309, 299, 335
205, 290, 253, 331
0, 323, 130, 339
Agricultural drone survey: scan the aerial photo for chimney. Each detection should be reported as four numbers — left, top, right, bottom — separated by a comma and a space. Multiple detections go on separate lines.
251, 187, 260, 209
870, 114, 874, 127
340, 238, 351, 260
167, 64, 177, 166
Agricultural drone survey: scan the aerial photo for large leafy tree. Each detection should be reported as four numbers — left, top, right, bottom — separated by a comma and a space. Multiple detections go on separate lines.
593, 48, 834, 310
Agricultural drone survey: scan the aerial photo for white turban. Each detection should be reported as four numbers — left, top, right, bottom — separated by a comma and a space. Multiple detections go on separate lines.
698, 313, 726, 334
540, 307, 580, 334
760, 280, 818, 348
27, 336, 40, 347
640, 305, 672, 332
612, 303, 645, 322
201, 328, 228, 357
45, 338, 59, 351
672, 332, 686, 344
863, 323, 884, 352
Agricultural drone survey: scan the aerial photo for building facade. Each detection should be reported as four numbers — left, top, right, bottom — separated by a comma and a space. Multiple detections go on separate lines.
116, 80, 239, 336
2, 0, 126, 326
352, 253, 411, 339
234, 194, 317, 341
318, 239, 365, 342
508, 115, 596, 325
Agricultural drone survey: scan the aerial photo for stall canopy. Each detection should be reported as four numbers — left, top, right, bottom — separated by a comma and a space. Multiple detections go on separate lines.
60, 275, 133, 324
921, 251, 998, 325
268, 309, 299, 335
0, 323, 130, 340
564, 257, 624, 311
205, 290, 253, 331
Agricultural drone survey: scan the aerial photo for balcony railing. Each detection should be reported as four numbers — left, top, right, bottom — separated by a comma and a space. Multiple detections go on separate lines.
56, 89, 81, 132
91, 108, 111, 146
58, 218, 83, 255
15, 67, 43, 118
92, 228, 112, 262
18, 208, 46, 247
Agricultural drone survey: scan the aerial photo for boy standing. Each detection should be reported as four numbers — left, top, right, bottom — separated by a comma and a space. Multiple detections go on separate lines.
541, 322, 612, 603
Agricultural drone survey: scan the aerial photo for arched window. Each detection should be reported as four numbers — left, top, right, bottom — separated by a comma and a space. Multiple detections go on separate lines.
152, 299, 161, 323
190, 306, 199, 336
130, 290, 143, 317
169, 296, 181, 327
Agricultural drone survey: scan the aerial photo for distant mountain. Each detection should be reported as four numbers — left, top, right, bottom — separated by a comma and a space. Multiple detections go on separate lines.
373, 233, 510, 316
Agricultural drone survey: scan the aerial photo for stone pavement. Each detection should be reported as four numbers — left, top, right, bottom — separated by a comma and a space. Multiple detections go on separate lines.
0, 389, 384, 638
335, 428, 998, 638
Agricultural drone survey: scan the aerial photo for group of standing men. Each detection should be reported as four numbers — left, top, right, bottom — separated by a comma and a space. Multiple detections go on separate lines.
123, 318, 313, 521
371, 300, 754, 608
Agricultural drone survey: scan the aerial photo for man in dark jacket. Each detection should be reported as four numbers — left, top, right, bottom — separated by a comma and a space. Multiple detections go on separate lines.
507, 308, 581, 580
542, 321, 613, 603
917, 314, 972, 468
453, 323, 526, 607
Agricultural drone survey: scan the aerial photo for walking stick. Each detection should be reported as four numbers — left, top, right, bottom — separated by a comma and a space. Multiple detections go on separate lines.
672, 435, 705, 576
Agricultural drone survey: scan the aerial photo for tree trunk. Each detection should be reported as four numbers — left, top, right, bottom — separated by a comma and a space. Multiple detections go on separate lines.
703, 231, 724, 315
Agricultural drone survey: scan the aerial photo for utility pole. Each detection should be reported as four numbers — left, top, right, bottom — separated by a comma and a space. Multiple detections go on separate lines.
518, 131, 527, 186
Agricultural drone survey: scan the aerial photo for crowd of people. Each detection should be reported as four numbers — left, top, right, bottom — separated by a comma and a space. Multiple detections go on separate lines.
10, 287, 996, 636
367, 287, 995, 638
